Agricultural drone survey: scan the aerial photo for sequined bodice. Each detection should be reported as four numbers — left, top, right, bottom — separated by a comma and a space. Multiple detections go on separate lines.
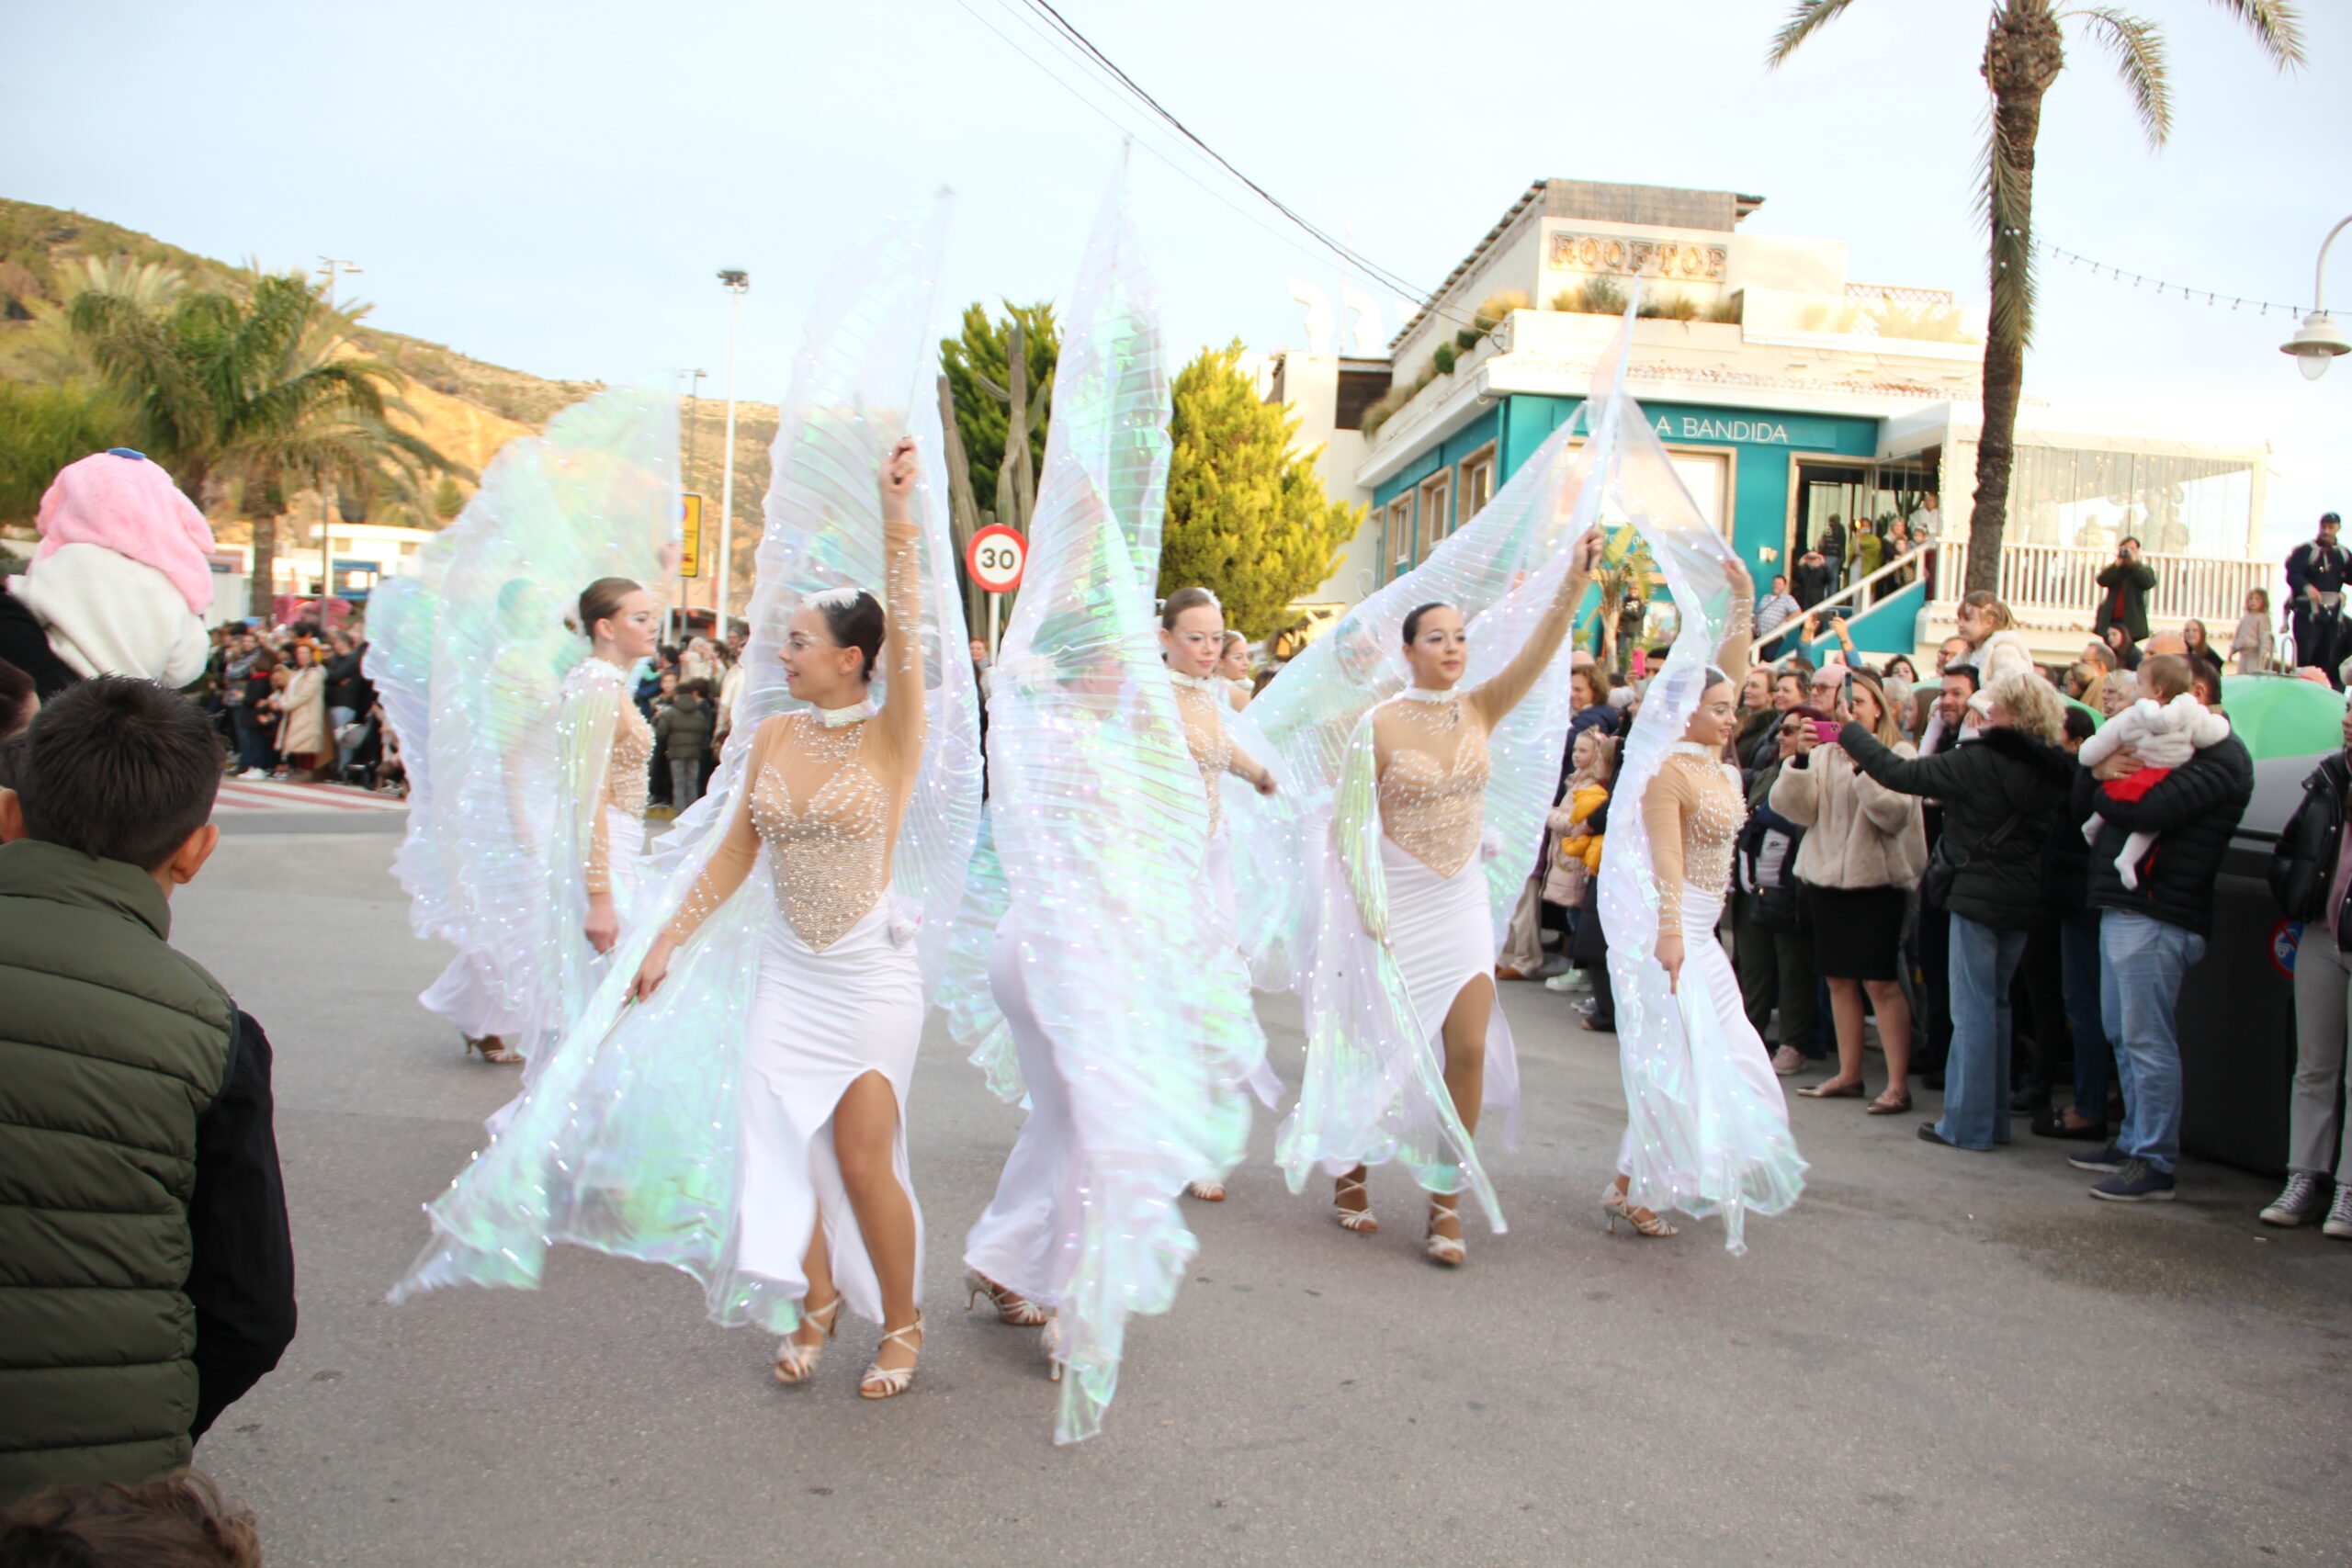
1667, 749, 1742, 895
1173, 679, 1234, 836
1376, 695, 1492, 877
606, 700, 652, 817
747, 714, 889, 950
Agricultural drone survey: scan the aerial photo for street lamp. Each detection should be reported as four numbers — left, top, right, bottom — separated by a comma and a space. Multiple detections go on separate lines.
715, 270, 749, 643
317, 258, 362, 626
2279, 216, 2350, 381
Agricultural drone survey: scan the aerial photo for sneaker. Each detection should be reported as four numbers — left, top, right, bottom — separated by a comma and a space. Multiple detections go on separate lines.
1571, 996, 1598, 1017
2324, 1185, 2352, 1241
2260, 1171, 2329, 1227
1770, 1045, 1804, 1077
2089, 1158, 2177, 1202
1543, 972, 1580, 995
2068, 1144, 2128, 1174
236, 767, 268, 781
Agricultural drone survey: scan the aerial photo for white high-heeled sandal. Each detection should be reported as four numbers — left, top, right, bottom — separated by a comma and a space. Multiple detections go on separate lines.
1600, 1181, 1679, 1238
964, 1269, 1047, 1326
773, 1294, 842, 1384
1333, 1173, 1377, 1234
1425, 1196, 1464, 1268
1042, 1314, 1065, 1383
858, 1314, 925, 1400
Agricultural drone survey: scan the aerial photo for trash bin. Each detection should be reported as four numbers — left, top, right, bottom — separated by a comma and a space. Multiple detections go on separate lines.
2175, 752, 2322, 1176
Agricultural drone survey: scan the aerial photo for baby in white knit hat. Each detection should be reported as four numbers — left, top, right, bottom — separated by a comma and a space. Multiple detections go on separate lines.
2076, 654, 2228, 889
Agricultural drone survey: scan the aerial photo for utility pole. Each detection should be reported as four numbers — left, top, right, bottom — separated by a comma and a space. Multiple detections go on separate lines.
673, 367, 707, 641
715, 271, 749, 647
316, 258, 361, 633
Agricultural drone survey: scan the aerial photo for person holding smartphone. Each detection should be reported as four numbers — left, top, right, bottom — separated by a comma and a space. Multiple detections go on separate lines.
1770, 669, 1927, 1114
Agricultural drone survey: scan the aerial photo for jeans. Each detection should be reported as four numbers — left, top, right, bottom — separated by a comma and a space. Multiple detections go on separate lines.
1736, 897, 1819, 1055
2098, 909, 2203, 1174
1938, 912, 2028, 1149
2287, 924, 2352, 1176
231, 705, 273, 773
2059, 911, 2113, 1117
670, 757, 705, 810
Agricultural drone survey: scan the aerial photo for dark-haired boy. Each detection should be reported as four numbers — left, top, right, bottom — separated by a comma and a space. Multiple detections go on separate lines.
0, 676, 297, 1499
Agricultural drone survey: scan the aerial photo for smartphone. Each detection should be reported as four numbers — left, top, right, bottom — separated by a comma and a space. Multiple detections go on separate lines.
1812, 717, 1842, 747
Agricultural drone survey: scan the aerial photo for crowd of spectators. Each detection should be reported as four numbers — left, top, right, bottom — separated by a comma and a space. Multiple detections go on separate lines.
1516, 573, 2267, 1209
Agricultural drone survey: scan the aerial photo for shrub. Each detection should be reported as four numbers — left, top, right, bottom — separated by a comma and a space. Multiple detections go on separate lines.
1431, 342, 1457, 375
1704, 293, 1745, 324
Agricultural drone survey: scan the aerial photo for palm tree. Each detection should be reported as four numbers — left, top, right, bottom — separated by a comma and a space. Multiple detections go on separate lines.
1769, 2, 2303, 595
70, 270, 464, 615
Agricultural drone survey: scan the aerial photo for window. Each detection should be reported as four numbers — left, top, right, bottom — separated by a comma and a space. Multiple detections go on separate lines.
1457, 444, 1497, 527
1418, 471, 1453, 556
1386, 496, 1415, 578
1335, 367, 1393, 432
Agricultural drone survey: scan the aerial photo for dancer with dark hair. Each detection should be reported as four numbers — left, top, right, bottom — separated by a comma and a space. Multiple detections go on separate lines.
631, 439, 934, 1398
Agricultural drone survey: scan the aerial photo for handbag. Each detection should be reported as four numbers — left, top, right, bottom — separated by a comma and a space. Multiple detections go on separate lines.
1921, 805, 2024, 909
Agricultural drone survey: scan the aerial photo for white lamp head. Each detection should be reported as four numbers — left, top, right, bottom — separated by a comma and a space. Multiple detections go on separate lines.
2282, 310, 2350, 380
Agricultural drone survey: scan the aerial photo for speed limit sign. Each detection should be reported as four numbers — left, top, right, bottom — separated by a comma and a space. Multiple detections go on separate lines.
966, 524, 1027, 594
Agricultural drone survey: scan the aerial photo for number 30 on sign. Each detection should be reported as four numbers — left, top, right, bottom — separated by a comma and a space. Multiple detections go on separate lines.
966, 524, 1027, 594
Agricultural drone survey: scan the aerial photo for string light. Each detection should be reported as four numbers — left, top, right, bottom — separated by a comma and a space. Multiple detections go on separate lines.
2043, 242, 2310, 319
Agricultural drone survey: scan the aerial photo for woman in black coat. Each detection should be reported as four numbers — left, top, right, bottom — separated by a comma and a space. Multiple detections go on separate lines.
1838, 673, 2075, 1151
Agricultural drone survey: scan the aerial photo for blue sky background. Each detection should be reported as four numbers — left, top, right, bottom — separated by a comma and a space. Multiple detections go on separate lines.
4, 0, 2344, 561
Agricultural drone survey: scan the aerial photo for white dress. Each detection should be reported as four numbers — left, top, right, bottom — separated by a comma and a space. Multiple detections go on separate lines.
662, 695, 928, 1327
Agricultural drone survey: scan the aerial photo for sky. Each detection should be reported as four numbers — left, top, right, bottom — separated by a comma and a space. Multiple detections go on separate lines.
4, 0, 2345, 563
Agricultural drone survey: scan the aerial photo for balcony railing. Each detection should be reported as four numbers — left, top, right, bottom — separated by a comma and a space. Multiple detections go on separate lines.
1929, 540, 2269, 630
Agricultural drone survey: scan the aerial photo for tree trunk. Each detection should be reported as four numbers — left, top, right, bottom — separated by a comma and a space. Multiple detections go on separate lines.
936, 374, 989, 636
248, 508, 278, 619
1966, 3, 2064, 598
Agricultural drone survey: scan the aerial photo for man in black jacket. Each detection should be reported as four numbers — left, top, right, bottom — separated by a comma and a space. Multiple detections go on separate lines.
2286, 512, 2350, 681
1842, 673, 2075, 1150
2091, 536, 2157, 645
2069, 653, 2256, 1201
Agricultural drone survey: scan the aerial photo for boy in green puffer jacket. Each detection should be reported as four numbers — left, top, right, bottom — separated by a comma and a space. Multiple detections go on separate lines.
0, 677, 296, 1499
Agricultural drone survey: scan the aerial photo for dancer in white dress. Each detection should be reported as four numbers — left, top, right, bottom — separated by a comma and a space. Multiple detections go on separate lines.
632, 440, 931, 1398
1161, 587, 1278, 1202
1311, 529, 1602, 1264
1601, 556, 1806, 1252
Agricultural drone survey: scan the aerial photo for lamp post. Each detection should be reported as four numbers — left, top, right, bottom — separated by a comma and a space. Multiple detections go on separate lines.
317, 257, 362, 628
2279, 216, 2351, 380
673, 367, 707, 641
715, 271, 749, 643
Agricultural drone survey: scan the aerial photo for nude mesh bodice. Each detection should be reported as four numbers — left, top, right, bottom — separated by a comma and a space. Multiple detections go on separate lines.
1173, 677, 1235, 837
1374, 695, 1493, 877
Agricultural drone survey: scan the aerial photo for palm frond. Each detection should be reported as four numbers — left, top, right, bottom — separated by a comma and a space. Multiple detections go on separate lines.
2068, 7, 2172, 146
1766, 0, 1861, 66
2204, 0, 2305, 67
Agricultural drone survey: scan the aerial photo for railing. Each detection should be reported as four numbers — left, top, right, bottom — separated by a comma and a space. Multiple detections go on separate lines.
1931, 540, 2269, 628
1788, 543, 1931, 626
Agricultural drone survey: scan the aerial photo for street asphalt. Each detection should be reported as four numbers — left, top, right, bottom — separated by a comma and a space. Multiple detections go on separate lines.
174, 826, 2352, 1567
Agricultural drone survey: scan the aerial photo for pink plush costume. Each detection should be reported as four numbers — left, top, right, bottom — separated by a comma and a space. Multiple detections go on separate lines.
36, 449, 217, 615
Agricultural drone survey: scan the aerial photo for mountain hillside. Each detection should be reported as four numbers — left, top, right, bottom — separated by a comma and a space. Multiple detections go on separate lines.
0, 198, 776, 605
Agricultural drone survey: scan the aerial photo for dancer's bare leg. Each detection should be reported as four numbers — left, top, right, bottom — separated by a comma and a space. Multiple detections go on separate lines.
833, 1070, 922, 1375
786, 1223, 838, 1360
1430, 975, 1494, 1247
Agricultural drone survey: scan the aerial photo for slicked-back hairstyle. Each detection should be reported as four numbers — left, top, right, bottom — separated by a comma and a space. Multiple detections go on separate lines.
807, 587, 886, 682
15, 676, 221, 871
1159, 586, 1221, 630
574, 577, 642, 641
1401, 602, 1454, 644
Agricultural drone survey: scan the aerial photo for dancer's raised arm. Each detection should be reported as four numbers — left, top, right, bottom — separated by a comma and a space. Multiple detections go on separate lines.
874, 436, 927, 772
1716, 556, 1755, 680
1466, 527, 1604, 728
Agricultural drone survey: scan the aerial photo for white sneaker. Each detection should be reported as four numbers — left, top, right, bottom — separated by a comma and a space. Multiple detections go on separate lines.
2324, 1183, 2352, 1241
237, 768, 268, 781
1544, 972, 1579, 994
2260, 1170, 2328, 1227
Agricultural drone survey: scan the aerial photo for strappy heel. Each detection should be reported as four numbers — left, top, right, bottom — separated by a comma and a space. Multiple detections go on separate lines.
1600, 1181, 1679, 1239
1185, 1179, 1227, 1201
1333, 1171, 1377, 1234
1042, 1314, 1065, 1383
465, 1033, 522, 1065
858, 1314, 924, 1400
964, 1269, 1047, 1327
773, 1294, 842, 1384
1425, 1195, 1464, 1268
